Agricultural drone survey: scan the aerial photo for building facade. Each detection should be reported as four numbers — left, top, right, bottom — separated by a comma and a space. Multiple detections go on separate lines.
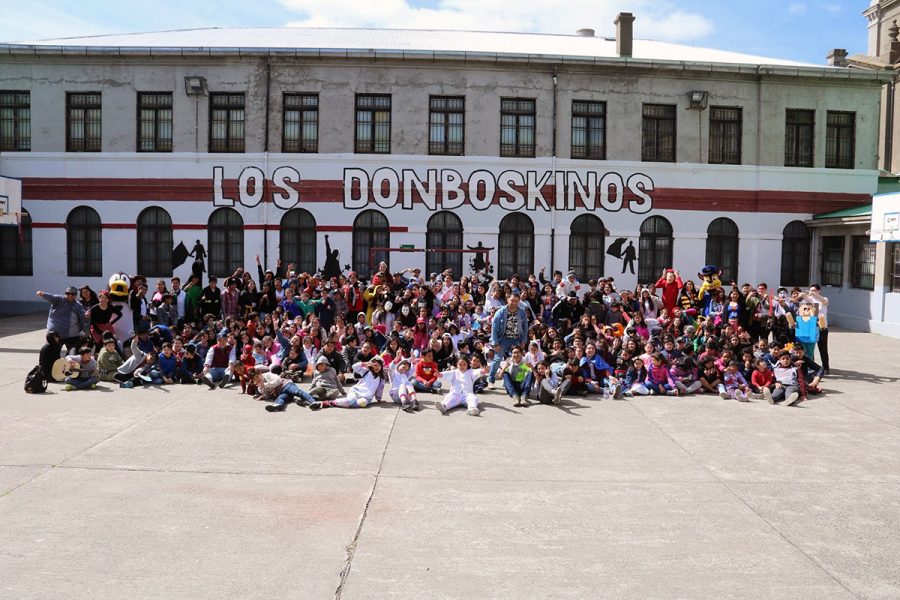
0, 25, 889, 303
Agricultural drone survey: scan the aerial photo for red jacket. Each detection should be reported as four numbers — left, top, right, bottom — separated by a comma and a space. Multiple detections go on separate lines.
415, 359, 439, 385
653, 274, 684, 312
750, 368, 774, 391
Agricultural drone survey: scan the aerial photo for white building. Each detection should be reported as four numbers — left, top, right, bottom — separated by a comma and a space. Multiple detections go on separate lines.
0, 16, 890, 304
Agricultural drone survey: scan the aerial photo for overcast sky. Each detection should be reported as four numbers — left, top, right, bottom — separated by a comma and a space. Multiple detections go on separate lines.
0, 0, 870, 64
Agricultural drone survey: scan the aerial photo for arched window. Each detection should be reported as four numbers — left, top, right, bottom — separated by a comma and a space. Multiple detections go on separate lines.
568, 214, 605, 280
280, 208, 317, 274
781, 220, 811, 286
208, 207, 244, 277
137, 207, 173, 277
638, 216, 673, 284
705, 217, 739, 284
426, 211, 463, 277
498, 212, 534, 279
67, 206, 102, 276
0, 209, 32, 275
352, 209, 389, 278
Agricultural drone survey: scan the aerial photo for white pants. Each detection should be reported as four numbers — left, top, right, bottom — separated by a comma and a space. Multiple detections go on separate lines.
674, 380, 703, 394
439, 390, 478, 411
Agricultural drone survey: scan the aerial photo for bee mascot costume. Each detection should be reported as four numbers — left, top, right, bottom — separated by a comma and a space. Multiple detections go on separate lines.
697, 265, 723, 319
107, 273, 136, 342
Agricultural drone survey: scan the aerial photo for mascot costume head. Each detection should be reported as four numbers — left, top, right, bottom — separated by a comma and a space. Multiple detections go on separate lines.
107, 272, 136, 341
697, 265, 723, 318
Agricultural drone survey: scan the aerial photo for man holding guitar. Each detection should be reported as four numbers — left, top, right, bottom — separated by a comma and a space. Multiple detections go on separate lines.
61, 347, 99, 391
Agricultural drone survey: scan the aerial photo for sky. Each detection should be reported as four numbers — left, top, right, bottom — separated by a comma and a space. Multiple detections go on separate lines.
0, 0, 871, 65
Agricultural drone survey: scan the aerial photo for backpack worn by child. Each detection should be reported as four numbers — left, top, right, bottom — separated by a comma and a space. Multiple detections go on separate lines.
25, 365, 49, 394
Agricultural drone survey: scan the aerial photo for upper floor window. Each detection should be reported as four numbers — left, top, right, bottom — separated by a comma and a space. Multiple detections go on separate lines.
0, 91, 30, 151
137, 92, 173, 152
355, 94, 391, 154
785, 109, 814, 167
209, 93, 245, 153
429, 96, 465, 156
500, 98, 535, 158
826, 111, 855, 169
283, 93, 318, 153
709, 106, 742, 165
641, 104, 676, 162
571, 100, 606, 160
66, 92, 101, 152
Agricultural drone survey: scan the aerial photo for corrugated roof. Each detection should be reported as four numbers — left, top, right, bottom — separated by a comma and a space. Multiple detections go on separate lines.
4, 27, 822, 68
813, 205, 873, 220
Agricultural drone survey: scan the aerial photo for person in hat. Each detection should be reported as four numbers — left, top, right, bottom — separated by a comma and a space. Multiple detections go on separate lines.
36, 286, 88, 353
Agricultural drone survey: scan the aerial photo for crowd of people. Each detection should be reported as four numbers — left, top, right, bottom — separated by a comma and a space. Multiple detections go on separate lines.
35, 255, 831, 415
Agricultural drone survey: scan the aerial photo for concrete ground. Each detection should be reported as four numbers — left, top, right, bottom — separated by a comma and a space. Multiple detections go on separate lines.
1, 314, 899, 600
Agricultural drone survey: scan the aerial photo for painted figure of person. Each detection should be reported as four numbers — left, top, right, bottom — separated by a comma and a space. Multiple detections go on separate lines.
621, 241, 636, 274
322, 234, 342, 279
190, 240, 207, 280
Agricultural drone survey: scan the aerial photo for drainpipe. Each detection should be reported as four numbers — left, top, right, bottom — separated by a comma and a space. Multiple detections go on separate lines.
263, 57, 272, 267
550, 66, 559, 274
886, 77, 895, 172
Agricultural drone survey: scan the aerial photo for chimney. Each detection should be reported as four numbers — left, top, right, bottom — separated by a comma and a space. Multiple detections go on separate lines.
826, 48, 848, 67
615, 12, 635, 57
576, 28, 595, 37
890, 20, 900, 64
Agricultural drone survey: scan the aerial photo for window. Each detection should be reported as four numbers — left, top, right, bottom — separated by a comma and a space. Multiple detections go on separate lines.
705, 218, 739, 284
66, 92, 101, 152
355, 94, 391, 154
352, 209, 389, 277
283, 93, 318, 153
208, 207, 244, 276
429, 96, 465, 156
280, 208, 317, 274
709, 106, 742, 165
497, 213, 534, 279
568, 214, 605, 279
638, 216, 673, 284
820, 236, 844, 287
851, 235, 876, 290
826, 111, 855, 169
0, 91, 30, 151
571, 100, 606, 160
785, 109, 815, 167
67, 206, 102, 276
642, 104, 676, 162
780, 221, 811, 286
0, 209, 32, 275
892, 243, 900, 293
500, 98, 535, 158
426, 211, 463, 276
209, 93, 245, 152
137, 92, 173, 152
137, 207, 173, 277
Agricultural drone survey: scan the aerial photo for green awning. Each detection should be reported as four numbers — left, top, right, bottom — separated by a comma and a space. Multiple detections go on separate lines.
813, 204, 873, 220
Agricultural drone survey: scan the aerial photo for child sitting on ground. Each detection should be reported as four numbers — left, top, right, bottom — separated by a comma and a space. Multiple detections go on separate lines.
435, 355, 486, 416
720, 360, 751, 402
308, 355, 345, 404
317, 357, 388, 409
388, 357, 418, 412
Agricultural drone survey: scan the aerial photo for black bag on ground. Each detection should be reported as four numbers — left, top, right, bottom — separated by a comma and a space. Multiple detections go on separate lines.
25, 365, 48, 394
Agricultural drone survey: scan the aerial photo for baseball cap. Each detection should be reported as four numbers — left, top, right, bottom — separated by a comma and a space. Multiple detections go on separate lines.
65, 286, 78, 294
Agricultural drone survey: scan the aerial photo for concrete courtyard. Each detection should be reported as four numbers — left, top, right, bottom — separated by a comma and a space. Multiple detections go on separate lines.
1, 314, 899, 600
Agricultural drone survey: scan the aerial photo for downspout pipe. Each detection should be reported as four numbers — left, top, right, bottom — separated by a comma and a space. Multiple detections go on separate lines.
263, 57, 272, 268
550, 66, 558, 275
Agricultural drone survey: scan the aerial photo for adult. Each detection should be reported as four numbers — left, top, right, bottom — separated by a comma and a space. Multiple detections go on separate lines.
201, 333, 235, 388
653, 269, 683, 313
36, 286, 87, 352
807, 284, 830, 373
489, 292, 529, 383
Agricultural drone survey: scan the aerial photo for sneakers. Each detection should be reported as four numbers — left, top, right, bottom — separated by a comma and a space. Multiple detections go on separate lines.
218, 374, 232, 389
520, 394, 530, 406
553, 387, 563, 405
265, 403, 286, 412
763, 387, 774, 404
402, 403, 416, 413
467, 407, 480, 416
784, 392, 801, 406
435, 401, 446, 414
736, 391, 750, 402
719, 391, 730, 399
611, 383, 622, 399
90, 383, 97, 390
513, 395, 522, 407
308, 401, 322, 411
666, 389, 679, 396
201, 375, 216, 389
64, 384, 75, 391
750, 392, 763, 400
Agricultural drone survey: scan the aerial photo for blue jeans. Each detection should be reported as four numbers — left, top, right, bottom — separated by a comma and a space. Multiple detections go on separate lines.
502, 372, 533, 397
274, 381, 314, 406
207, 367, 230, 382
65, 375, 98, 389
489, 339, 519, 382
412, 379, 442, 393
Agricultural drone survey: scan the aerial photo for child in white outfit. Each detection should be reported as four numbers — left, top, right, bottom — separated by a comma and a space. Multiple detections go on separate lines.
321, 357, 387, 408
389, 358, 419, 412
435, 356, 486, 416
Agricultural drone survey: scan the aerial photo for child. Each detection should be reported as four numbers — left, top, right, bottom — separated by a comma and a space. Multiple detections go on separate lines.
435, 355, 485, 416
262, 371, 317, 412
308, 355, 345, 404
177, 343, 203, 384
239, 344, 257, 394
670, 356, 702, 395
720, 360, 751, 402
96, 338, 124, 382
157, 342, 178, 384
317, 357, 388, 409
750, 358, 775, 403
529, 360, 565, 405
62, 347, 99, 391
499, 345, 533, 407
412, 348, 442, 394
699, 357, 724, 395
646, 353, 677, 396
772, 351, 802, 406
389, 357, 418, 412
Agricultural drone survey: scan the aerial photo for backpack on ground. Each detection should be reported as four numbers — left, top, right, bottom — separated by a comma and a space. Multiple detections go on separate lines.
25, 365, 48, 394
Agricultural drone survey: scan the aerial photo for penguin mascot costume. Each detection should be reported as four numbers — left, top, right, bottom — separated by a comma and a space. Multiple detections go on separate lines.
107, 272, 136, 342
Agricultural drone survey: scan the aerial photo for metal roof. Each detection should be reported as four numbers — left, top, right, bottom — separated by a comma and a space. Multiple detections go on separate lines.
2, 26, 825, 68
813, 205, 873, 220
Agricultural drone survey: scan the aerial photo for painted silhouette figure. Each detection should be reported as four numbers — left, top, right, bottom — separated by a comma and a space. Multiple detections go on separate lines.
190, 240, 207, 280
322, 234, 342, 279
467, 241, 488, 272
621, 241, 637, 274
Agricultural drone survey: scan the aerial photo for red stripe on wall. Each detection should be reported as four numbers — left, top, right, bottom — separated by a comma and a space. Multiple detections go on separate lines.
20, 177, 872, 214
